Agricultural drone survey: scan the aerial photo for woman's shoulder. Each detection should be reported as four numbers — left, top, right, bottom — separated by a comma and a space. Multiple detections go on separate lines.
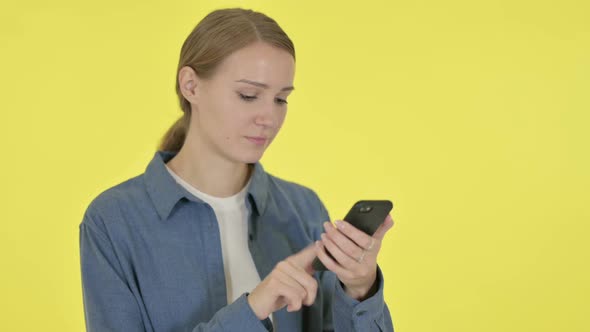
266, 172, 321, 202
80, 173, 148, 229
263, 171, 329, 218
261, 171, 331, 238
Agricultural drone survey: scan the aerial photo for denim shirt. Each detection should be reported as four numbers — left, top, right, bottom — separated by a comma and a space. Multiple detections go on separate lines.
79, 150, 394, 332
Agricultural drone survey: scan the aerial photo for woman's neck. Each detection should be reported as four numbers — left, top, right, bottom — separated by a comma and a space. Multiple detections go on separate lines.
165, 143, 252, 198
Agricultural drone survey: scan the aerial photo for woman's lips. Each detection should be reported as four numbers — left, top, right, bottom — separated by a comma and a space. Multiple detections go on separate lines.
245, 136, 267, 146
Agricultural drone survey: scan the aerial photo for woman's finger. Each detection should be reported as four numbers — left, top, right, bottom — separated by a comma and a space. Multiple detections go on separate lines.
277, 260, 318, 306
287, 243, 318, 273
314, 240, 354, 280
372, 214, 394, 241
271, 276, 304, 312
320, 233, 359, 269
273, 266, 308, 300
332, 220, 380, 252
322, 222, 365, 261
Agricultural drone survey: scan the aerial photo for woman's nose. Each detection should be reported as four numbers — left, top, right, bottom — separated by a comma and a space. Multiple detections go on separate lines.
254, 102, 279, 128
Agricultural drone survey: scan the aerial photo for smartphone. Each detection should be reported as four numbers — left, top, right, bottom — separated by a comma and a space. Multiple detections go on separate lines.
312, 200, 393, 271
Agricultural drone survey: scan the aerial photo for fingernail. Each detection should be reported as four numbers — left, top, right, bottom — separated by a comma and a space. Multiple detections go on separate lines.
335, 220, 344, 229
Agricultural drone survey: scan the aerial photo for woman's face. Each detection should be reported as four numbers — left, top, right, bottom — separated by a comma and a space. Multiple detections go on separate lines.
183, 41, 295, 165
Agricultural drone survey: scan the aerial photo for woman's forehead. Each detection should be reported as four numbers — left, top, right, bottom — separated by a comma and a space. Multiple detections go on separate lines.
216, 43, 295, 83
217, 52, 295, 91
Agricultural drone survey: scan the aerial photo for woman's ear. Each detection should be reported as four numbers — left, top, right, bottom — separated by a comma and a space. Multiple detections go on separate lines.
178, 66, 199, 103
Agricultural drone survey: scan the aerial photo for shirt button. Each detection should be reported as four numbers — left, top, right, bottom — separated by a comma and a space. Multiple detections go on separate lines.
248, 234, 254, 241
356, 310, 367, 317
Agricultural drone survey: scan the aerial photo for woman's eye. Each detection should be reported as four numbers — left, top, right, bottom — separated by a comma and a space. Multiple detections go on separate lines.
239, 93, 257, 101
238, 93, 288, 105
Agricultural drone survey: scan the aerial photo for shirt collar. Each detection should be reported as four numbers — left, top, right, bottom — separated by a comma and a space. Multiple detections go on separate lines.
144, 150, 269, 221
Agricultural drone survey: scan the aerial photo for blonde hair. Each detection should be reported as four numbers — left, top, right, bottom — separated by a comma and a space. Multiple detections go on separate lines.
159, 8, 296, 152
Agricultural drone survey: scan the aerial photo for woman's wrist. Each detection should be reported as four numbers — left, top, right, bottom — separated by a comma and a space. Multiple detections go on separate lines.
342, 273, 378, 301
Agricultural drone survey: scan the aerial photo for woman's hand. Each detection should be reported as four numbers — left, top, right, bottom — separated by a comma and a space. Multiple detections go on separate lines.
247, 243, 318, 320
315, 214, 394, 301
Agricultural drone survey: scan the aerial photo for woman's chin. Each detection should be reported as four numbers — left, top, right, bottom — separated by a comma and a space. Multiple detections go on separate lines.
242, 151, 265, 164
229, 147, 265, 165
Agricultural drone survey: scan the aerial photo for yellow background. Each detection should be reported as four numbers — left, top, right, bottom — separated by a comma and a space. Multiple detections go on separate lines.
1, 0, 588, 331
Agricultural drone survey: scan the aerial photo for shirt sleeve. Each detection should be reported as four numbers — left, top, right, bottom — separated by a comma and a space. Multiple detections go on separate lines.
309, 191, 395, 332
79, 209, 272, 332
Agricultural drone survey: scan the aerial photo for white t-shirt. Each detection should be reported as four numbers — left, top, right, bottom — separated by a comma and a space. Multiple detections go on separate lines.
164, 165, 272, 322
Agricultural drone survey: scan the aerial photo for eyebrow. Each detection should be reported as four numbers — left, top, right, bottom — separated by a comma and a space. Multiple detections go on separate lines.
235, 79, 295, 91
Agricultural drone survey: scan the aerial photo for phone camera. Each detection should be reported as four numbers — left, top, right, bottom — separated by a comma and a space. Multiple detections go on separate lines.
359, 205, 373, 213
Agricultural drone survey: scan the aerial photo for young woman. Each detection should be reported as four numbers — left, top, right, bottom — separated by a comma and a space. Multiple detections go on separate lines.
79, 7, 395, 332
